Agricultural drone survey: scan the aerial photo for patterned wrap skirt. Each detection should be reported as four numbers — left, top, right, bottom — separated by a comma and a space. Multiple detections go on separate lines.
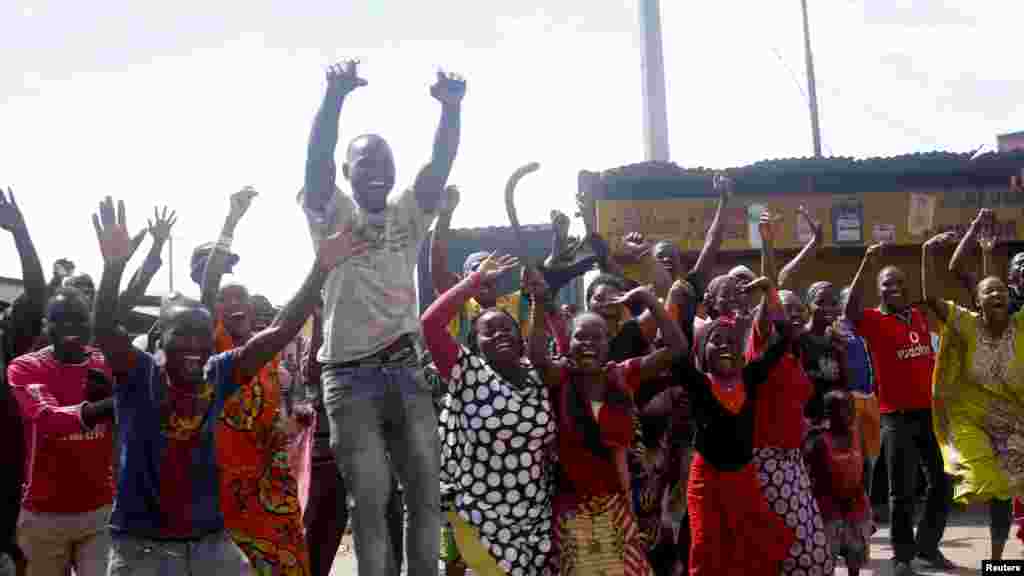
555, 492, 650, 576
752, 447, 834, 576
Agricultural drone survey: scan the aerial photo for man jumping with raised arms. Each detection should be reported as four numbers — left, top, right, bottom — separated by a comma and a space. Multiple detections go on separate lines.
300, 60, 465, 575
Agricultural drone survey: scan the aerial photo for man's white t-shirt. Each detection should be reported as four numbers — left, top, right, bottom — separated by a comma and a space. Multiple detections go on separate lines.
301, 185, 435, 364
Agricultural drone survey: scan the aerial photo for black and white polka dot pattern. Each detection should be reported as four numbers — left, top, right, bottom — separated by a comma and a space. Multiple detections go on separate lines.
438, 348, 557, 575
753, 447, 834, 576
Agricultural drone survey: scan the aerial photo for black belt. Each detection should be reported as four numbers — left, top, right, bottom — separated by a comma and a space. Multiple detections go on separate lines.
336, 334, 416, 368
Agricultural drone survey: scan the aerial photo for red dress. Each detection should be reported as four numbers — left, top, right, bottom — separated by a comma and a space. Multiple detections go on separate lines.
746, 322, 833, 575
553, 360, 651, 576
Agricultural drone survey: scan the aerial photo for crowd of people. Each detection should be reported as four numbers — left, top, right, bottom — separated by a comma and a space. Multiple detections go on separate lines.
1, 59, 1023, 576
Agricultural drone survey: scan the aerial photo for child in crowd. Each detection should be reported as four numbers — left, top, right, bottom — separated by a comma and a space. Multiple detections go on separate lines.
805, 389, 873, 576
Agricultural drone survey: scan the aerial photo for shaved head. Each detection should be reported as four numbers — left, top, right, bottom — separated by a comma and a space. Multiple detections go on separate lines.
343, 133, 396, 213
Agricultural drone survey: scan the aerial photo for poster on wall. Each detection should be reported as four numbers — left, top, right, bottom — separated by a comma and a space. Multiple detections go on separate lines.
796, 209, 815, 244
872, 223, 896, 243
746, 203, 768, 249
908, 192, 936, 237
831, 196, 864, 245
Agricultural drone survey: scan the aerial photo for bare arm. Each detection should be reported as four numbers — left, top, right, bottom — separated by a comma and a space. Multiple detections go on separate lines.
744, 276, 781, 340
778, 206, 822, 289
523, 267, 558, 376
757, 211, 780, 339
116, 207, 176, 321
90, 198, 144, 375
0, 188, 45, 359
843, 244, 882, 324
430, 187, 461, 297
237, 225, 366, 382
921, 232, 957, 323
622, 287, 687, 381
949, 209, 988, 297
200, 188, 257, 311
413, 72, 466, 213
304, 61, 366, 214
691, 175, 732, 280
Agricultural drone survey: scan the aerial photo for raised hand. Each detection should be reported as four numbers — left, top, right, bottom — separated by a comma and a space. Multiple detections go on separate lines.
797, 205, 822, 242
430, 70, 466, 106
713, 173, 734, 200
738, 276, 775, 294
864, 242, 884, 262
326, 59, 368, 96
551, 210, 571, 238
316, 221, 370, 271
92, 197, 144, 265
147, 206, 178, 243
972, 208, 995, 229
618, 231, 652, 263
973, 209, 997, 252
228, 186, 258, 224
611, 284, 660, 310
758, 210, 782, 244
923, 231, 959, 251
439, 185, 461, 215
477, 252, 520, 283
0, 187, 25, 233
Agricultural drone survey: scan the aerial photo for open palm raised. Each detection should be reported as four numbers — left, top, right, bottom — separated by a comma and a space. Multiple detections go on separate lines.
477, 253, 520, 283
92, 196, 144, 264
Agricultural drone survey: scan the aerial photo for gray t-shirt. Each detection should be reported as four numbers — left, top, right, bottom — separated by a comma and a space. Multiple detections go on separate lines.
301, 186, 434, 364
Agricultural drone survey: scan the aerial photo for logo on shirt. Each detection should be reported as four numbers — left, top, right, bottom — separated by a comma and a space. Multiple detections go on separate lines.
61, 425, 107, 441
26, 384, 45, 401
896, 331, 932, 361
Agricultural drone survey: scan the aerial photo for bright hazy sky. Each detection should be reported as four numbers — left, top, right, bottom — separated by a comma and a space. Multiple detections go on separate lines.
1, 1, 1021, 304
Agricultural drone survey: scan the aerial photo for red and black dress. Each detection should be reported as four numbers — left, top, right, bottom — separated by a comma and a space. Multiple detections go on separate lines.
685, 320, 795, 576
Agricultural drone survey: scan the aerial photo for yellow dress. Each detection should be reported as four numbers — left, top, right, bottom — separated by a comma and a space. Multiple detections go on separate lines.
447, 291, 528, 342
933, 301, 1024, 503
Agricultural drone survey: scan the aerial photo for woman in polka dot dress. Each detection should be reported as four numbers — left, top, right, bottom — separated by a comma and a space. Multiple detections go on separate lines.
422, 253, 561, 576
750, 216, 833, 576
527, 274, 686, 576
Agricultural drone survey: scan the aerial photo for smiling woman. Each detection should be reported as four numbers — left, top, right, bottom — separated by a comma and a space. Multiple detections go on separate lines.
929, 212, 1024, 562
422, 257, 560, 575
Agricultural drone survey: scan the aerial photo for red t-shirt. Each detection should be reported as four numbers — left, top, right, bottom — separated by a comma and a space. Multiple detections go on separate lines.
854, 308, 934, 413
9, 348, 114, 514
747, 322, 812, 450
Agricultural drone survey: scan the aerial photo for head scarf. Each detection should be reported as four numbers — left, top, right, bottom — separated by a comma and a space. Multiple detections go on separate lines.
693, 314, 746, 414
729, 265, 755, 280
190, 242, 240, 286
804, 281, 834, 305
693, 315, 738, 374
704, 274, 737, 318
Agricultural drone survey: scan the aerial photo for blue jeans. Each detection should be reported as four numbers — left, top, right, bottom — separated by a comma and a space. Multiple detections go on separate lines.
323, 364, 439, 576
105, 531, 249, 575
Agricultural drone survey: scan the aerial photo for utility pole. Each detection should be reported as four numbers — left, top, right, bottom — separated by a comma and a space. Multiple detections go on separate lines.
639, 0, 670, 162
168, 235, 174, 293
800, 0, 823, 157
